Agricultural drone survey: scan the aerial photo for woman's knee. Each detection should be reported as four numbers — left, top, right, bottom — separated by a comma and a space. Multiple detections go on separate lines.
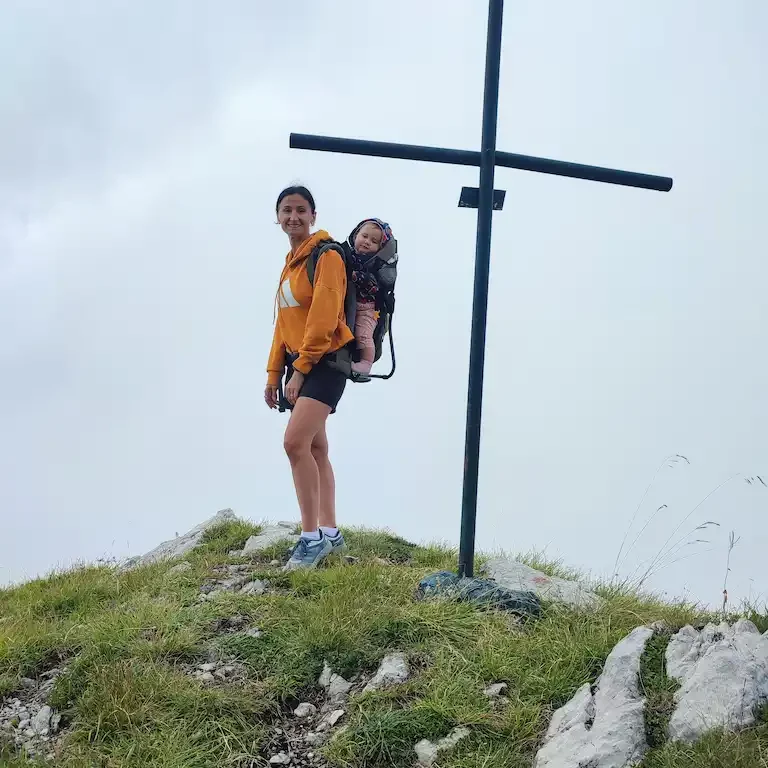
283, 398, 331, 464
284, 430, 312, 463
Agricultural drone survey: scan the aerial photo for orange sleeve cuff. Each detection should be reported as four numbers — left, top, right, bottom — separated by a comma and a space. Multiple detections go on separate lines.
267, 370, 281, 387
292, 356, 313, 375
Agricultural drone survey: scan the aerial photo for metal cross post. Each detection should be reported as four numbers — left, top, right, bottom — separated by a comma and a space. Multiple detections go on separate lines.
289, 0, 672, 578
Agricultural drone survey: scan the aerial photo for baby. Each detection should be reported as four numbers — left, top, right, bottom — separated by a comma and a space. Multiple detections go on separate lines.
346, 218, 395, 375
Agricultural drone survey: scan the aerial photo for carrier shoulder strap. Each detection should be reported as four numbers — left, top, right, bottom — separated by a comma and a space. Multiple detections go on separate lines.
306, 240, 357, 343
306, 240, 348, 287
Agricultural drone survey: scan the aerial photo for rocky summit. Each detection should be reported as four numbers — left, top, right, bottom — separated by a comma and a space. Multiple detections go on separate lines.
1, 511, 767, 767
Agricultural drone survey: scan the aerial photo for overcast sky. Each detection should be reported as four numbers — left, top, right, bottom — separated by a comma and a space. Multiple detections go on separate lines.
2, 0, 766, 609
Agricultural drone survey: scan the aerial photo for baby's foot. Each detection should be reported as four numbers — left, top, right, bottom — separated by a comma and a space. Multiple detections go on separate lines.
352, 360, 372, 375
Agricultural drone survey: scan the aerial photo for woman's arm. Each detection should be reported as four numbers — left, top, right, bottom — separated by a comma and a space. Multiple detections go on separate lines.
293, 250, 347, 375
266, 322, 286, 386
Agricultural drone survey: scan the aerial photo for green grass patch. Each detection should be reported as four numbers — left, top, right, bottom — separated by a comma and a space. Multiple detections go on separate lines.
2, 517, 767, 767
641, 706, 768, 767
640, 629, 680, 750
341, 529, 419, 563
329, 702, 456, 766
187, 518, 262, 561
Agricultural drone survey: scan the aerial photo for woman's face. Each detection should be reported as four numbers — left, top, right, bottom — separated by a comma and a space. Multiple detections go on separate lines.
277, 194, 315, 239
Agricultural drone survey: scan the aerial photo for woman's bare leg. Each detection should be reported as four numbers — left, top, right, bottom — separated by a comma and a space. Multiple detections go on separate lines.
283, 397, 331, 532
311, 426, 336, 529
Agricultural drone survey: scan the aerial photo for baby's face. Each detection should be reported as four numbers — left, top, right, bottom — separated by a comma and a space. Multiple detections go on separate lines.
354, 223, 383, 255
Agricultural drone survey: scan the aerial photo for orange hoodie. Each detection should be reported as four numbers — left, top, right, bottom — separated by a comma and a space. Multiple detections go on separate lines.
267, 230, 354, 386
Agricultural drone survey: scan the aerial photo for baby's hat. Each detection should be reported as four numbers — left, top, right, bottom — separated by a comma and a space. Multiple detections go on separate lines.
350, 217, 393, 245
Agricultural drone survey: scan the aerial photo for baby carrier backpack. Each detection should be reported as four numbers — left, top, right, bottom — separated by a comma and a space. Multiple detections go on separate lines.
305, 236, 398, 382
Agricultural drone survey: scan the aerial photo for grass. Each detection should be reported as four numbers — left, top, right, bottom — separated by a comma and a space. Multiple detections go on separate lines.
639, 628, 679, 751
641, 708, 768, 768
1, 519, 767, 767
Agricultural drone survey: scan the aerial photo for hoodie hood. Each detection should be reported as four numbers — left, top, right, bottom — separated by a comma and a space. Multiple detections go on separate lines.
285, 229, 333, 269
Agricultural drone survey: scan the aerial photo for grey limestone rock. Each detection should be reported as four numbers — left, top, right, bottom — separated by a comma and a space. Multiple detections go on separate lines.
363, 652, 410, 693
666, 619, 768, 742
243, 522, 299, 554
534, 625, 653, 768
121, 509, 237, 570
414, 726, 471, 766
483, 557, 602, 609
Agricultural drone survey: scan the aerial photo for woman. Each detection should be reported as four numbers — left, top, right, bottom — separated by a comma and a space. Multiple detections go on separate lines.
265, 186, 354, 570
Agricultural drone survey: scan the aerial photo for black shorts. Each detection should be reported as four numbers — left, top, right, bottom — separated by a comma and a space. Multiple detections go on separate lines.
284, 358, 347, 414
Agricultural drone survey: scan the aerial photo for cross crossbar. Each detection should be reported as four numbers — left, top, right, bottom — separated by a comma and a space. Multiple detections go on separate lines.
289, 133, 673, 192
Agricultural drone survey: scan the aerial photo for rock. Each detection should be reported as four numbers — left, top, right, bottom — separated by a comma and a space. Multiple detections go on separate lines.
318, 662, 352, 702
166, 561, 192, 576
364, 652, 410, 693
243, 523, 300, 555
270, 560, 281, 566
483, 682, 508, 698
414, 739, 438, 766
304, 731, 326, 746
269, 751, 291, 765
294, 702, 317, 718
198, 663, 217, 672
197, 672, 215, 683
120, 509, 238, 570
481, 558, 602, 610
534, 625, 654, 768
31, 706, 52, 735
317, 708, 345, 732
666, 619, 768, 743
228, 550, 244, 558
665, 621, 731, 681
244, 627, 263, 639
328, 674, 352, 702
218, 574, 249, 591
415, 570, 542, 618
318, 662, 333, 689
240, 579, 267, 595
373, 557, 391, 566
414, 726, 471, 767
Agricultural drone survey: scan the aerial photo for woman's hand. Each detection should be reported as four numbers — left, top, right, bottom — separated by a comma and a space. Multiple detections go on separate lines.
264, 384, 279, 410
284, 370, 305, 405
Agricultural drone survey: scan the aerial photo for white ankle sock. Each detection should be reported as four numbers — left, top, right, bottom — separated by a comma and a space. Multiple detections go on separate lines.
320, 526, 339, 538
301, 529, 321, 541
